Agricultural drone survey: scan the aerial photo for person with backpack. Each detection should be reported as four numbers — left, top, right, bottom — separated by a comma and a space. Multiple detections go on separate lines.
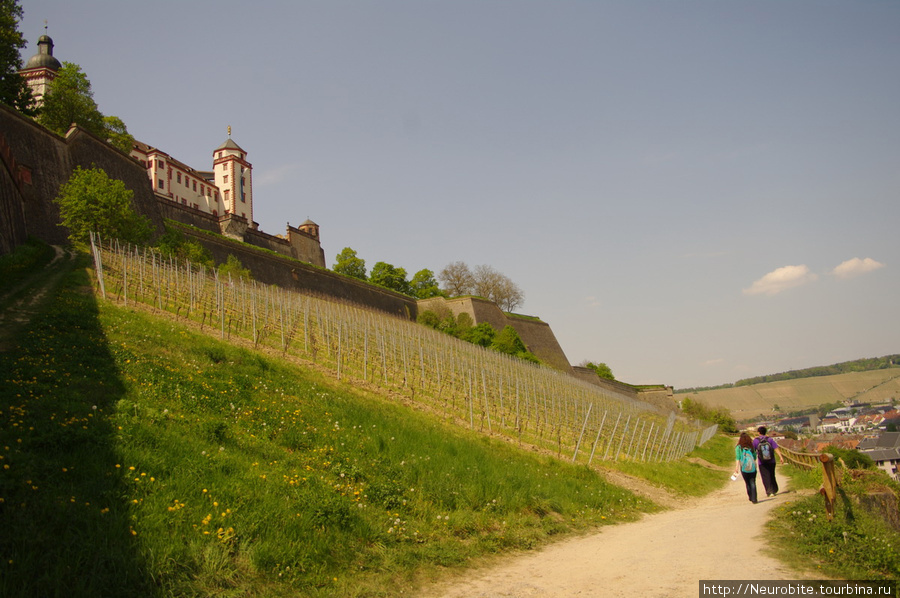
734, 432, 758, 503
753, 426, 785, 497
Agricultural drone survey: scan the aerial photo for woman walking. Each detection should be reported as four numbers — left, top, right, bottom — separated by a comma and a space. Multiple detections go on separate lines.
734, 432, 758, 504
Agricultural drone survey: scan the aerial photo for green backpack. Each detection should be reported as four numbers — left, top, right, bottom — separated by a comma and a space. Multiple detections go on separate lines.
740, 447, 756, 473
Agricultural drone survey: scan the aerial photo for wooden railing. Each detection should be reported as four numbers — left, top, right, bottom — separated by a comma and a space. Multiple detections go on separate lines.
781, 446, 841, 521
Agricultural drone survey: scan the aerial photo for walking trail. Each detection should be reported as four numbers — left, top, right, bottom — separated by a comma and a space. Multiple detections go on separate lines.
426, 472, 805, 598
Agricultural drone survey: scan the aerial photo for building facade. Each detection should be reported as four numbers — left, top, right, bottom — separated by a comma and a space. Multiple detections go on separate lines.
20, 33, 61, 106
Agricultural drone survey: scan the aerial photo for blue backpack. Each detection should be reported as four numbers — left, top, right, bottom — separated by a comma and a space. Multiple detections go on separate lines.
740, 447, 757, 473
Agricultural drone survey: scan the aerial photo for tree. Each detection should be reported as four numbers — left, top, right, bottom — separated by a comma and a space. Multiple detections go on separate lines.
491, 325, 527, 356
581, 361, 614, 381
369, 261, 412, 295
38, 61, 133, 153
38, 62, 104, 134
0, 0, 35, 115
410, 268, 444, 299
472, 264, 524, 312
679, 396, 737, 434
332, 247, 366, 280
218, 254, 252, 282
102, 115, 135, 154
438, 261, 474, 296
54, 165, 152, 244
156, 229, 214, 269
462, 322, 495, 347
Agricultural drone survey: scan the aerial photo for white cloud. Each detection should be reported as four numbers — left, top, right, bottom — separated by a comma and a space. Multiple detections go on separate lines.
830, 257, 884, 279
702, 358, 725, 367
743, 265, 818, 296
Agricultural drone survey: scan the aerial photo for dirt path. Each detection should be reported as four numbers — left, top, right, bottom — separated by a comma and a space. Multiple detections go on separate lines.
426, 474, 803, 598
0, 245, 74, 352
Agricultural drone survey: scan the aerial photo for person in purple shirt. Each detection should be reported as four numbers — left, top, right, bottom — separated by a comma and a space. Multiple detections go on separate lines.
753, 426, 785, 497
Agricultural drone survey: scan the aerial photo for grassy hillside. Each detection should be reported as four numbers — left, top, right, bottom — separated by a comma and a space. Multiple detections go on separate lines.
0, 248, 732, 597
676, 370, 900, 421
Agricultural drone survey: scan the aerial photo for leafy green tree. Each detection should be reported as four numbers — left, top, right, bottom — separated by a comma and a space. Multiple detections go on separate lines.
39, 62, 104, 134
218, 254, 252, 282
54, 165, 152, 244
102, 115, 135, 154
410, 268, 444, 299
463, 322, 495, 347
369, 261, 412, 295
156, 229, 214, 269
38, 62, 133, 152
416, 310, 441, 329
679, 396, 737, 434
0, 0, 35, 115
821, 445, 875, 470
332, 247, 366, 280
491, 325, 527, 356
582, 361, 615, 381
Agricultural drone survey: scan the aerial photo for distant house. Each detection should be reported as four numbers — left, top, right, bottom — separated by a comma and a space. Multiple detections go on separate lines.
818, 417, 847, 434
858, 432, 900, 481
776, 415, 818, 433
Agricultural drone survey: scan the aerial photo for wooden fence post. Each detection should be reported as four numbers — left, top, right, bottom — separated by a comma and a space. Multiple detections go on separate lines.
819, 453, 838, 521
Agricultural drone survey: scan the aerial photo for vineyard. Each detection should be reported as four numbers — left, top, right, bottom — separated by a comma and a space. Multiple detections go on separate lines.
90, 236, 717, 465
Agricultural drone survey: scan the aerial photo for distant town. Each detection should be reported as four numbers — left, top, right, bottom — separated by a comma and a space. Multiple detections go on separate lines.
750, 401, 900, 482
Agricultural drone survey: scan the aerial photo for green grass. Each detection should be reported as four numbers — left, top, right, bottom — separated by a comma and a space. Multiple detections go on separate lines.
0, 237, 57, 297
766, 464, 900, 582
2, 247, 718, 597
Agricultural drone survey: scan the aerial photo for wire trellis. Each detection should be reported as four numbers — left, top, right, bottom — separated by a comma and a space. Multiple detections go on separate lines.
90, 234, 718, 463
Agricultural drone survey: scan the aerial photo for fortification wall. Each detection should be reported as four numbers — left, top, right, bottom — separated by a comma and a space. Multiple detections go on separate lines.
418, 296, 573, 372
0, 128, 28, 255
176, 226, 416, 319
571, 366, 677, 411
0, 106, 415, 321
0, 103, 72, 247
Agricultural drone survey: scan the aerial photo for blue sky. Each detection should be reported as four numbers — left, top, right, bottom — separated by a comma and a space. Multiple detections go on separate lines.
19, 1, 899, 389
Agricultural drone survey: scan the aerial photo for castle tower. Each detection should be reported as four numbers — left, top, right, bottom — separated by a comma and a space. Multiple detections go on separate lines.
20, 32, 62, 107
212, 127, 253, 223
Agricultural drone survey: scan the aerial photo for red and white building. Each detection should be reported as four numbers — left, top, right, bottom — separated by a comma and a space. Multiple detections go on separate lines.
130, 132, 254, 224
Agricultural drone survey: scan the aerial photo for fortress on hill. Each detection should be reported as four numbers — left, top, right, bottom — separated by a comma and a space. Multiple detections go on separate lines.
1, 34, 675, 411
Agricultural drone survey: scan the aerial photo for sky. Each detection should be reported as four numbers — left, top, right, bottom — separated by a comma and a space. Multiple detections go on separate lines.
18, 0, 899, 390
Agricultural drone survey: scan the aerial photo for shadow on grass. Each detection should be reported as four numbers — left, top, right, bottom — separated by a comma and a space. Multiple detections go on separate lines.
0, 255, 155, 597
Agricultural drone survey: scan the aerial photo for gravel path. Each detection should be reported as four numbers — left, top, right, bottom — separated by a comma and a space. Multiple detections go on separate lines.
426, 473, 799, 598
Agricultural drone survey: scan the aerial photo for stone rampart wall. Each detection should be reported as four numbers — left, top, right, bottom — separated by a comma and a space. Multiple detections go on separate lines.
175, 225, 417, 319
418, 296, 573, 372
572, 366, 677, 411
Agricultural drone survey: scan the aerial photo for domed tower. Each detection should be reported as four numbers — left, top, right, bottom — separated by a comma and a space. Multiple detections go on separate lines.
20, 33, 62, 107
213, 127, 253, 223
298, 219, 320, 241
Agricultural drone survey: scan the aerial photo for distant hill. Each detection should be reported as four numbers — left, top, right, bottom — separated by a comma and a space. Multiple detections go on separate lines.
679, 355, 900, 394
675, 355, 900, 421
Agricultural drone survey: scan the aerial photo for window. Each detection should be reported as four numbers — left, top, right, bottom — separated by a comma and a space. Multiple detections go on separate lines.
159, 160, 166, 169
213, 209, 218, 216
223, 175, 228, 183
222, 162, 227, 170
158, 179, 165, 189
193, 181, 197, 192
181, 198, 187, 205
201, 184, 205, 195
176, 172, 182, 184
224, 190, 230, 201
